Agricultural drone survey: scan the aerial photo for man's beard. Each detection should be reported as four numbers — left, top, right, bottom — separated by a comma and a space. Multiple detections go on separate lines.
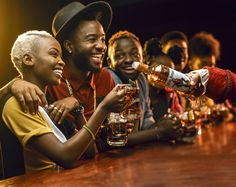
73, 55, 102, 73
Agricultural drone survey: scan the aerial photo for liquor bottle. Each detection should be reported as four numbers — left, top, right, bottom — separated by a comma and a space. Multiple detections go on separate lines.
132, 61, 204, 97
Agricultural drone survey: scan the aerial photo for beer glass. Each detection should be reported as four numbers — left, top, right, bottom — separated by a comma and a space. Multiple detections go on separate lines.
106, 84, 140, 147
107, 112, 128, 146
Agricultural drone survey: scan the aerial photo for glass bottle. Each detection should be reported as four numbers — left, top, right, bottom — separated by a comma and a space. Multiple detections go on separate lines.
132, 61, 204, 97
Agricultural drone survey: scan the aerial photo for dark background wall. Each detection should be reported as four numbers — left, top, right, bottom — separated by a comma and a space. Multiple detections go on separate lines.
0, 0, 236, 87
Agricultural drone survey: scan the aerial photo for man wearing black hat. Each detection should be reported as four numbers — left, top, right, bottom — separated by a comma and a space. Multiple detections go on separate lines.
0, 1, 116, 153
47, 1, 115, 123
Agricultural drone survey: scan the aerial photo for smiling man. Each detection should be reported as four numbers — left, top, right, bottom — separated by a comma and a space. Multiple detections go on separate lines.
104, 30, 183, 148
47, 1, 115, 123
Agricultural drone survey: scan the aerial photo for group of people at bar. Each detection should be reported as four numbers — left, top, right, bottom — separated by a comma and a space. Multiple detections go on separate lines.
1, 1, 236, 179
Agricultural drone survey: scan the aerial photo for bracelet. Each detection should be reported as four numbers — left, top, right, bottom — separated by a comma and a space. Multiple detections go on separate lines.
82, 125, 96, 141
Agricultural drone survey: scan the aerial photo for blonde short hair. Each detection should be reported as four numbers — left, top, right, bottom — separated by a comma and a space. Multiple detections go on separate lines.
10, 30, 53, 74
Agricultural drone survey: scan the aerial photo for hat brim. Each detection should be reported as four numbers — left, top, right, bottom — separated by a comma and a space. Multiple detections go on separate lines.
55, 1, 112, 40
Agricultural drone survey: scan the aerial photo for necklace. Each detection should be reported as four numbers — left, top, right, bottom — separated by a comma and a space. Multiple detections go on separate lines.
65, 78, 97, 111
65, 79, 74, 96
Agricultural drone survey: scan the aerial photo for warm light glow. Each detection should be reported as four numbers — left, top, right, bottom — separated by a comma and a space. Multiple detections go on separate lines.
0, 1, 23, 87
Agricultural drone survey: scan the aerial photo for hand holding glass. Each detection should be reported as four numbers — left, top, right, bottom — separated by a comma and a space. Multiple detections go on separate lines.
106, 84, 140, 147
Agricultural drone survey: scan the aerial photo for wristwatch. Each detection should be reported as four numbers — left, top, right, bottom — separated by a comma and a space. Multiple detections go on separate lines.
71, 104, 85, 116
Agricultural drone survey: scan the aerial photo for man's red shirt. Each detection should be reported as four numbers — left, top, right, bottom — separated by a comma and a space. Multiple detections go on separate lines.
47, 65, 115, 123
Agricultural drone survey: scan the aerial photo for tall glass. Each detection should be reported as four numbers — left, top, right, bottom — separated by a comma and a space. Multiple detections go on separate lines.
107, 112, 128, 147
106, 84, 140, 147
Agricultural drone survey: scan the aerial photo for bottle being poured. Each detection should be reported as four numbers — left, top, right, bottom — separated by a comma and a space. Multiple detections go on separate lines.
132, 61, 205, 98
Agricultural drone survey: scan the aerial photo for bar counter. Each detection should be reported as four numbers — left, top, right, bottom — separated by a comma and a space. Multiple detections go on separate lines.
1, 122, 236, 187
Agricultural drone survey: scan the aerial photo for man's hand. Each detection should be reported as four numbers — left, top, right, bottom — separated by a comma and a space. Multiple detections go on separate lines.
187, 71, 206, 97
46, 97, 79, 124
156, 115, 183, 142
100, 85, 128, 113
11, 79, 47, 114
188, 71, 201, 87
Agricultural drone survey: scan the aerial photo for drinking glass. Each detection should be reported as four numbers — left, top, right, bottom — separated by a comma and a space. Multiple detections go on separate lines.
106, 84, 140, 147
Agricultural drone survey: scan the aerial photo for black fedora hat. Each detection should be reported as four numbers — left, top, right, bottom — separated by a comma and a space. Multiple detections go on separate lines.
52, 1, 112, 40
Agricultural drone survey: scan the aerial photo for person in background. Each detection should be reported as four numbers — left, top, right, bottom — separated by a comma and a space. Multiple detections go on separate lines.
188, 31, 234, 122
160, 31, 189, 72
104, 30, 183, 149
160, 31, 190, 111
188, 31, 220, 70
0, 30, 127, 178
188, 32, 220, 107
143, 37, 182, 121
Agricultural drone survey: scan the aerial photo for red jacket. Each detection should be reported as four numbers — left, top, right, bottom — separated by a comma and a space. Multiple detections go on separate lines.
206, 67, 236, 102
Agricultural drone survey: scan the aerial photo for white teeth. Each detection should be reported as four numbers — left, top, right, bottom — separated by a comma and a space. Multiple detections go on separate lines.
124, 67, 135, 70
53, 69, 62, 76
91, 54, 102, 58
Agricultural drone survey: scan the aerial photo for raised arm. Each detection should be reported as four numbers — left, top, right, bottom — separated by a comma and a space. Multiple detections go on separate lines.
28, 85, 127, 168
0, 78, 19, 103
1, 79, 47, 114
188, 67, 236, 103
205, 67, 236, 103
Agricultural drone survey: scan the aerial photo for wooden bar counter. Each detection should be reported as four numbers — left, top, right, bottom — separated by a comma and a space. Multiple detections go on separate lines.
1, 122, 236, 187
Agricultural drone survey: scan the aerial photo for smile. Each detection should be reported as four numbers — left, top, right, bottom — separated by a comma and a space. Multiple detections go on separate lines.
53, 69, 63, 78
91, 54, 103, 60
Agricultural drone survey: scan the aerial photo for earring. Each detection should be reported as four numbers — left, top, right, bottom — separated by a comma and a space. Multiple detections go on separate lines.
68, 50, 72, 54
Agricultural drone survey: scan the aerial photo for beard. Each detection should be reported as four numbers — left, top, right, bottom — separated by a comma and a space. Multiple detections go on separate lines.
73, 54, 102, 73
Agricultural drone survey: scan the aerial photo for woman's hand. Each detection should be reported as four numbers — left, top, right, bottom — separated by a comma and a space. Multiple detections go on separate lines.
100, 85, 128, 113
